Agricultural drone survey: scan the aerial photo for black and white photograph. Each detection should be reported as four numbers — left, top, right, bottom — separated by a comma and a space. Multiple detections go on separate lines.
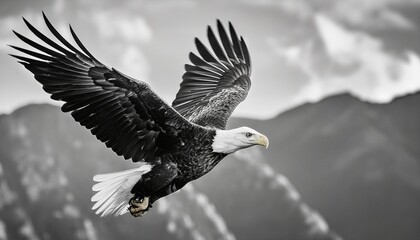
1, 0, 420, 239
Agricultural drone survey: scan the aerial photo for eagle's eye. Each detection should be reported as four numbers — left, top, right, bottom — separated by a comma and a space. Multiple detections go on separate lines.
245, 132, 253, 138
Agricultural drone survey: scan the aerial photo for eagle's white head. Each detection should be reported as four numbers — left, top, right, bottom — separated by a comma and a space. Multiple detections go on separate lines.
212, 126, 269, 154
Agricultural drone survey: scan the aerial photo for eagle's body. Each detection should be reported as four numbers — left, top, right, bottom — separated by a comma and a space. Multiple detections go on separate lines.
11, 13, 269, 217
128, 127, 225, 209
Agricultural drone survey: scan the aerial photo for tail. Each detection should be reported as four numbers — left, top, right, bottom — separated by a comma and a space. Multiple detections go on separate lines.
91, 164, 152, 217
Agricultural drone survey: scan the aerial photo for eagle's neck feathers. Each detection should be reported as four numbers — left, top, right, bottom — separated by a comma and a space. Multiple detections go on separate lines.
211, 129, 245, 154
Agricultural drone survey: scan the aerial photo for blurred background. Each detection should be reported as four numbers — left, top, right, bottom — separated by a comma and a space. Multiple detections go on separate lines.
1, 0, 420, 239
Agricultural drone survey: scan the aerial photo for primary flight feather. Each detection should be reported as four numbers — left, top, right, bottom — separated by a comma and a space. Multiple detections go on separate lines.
10, 13, 269, 217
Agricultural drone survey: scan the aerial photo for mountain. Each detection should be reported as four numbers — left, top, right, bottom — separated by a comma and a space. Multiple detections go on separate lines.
228, 93, 420, 240
0, 103, 340, 240
1, 92, 419, 240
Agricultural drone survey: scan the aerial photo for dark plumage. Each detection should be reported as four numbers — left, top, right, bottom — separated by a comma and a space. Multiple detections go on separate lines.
10, 13, 268, 217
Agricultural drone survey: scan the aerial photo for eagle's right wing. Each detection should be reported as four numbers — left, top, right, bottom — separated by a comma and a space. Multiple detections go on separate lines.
172, 21, 252, 129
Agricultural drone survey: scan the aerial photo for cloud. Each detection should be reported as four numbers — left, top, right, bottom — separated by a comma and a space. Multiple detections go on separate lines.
253, 0, 419, 30
53, 0, 65, 14
118, 44, 150, 80
278, 15, 420, 105
90, 11, 152, 80
0, 14, 39, 51
235, 0, 313, 19
92, 11, 152, 43
329, 0, 417, 30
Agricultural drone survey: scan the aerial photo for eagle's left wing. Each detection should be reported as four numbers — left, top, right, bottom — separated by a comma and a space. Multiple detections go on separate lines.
10, 13, 199, 163
172, 21, 251, 129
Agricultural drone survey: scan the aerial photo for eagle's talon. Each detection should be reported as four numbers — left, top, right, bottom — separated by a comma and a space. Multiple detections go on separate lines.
129, 206, 147, 217
129, 196, 149, 217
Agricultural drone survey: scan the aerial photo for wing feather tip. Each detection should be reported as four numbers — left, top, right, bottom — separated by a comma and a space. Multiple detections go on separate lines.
12, 30, 20, 37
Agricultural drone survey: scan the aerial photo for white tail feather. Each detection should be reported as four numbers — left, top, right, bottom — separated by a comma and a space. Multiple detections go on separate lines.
91, 164, 152, 217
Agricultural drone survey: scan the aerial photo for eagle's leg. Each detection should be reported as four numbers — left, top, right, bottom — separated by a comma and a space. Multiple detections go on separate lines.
129, 162, 178, 217
148, 180, 187, 204
129, 180, 187, 217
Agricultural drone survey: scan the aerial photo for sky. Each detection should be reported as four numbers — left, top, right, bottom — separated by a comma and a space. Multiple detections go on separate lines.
1, 0, 420, 119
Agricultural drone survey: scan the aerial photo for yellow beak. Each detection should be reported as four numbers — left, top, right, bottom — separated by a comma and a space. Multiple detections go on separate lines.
256, 134, 269, 149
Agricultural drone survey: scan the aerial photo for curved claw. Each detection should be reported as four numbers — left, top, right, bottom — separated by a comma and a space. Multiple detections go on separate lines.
129, 196, 150, 217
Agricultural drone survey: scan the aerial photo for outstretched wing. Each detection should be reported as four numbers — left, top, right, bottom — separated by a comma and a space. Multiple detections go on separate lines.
172, 20, 251, 129
10, 13, 195, 163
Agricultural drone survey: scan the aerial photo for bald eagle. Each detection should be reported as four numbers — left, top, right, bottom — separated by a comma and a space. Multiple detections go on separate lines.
10, 13, 269, 217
